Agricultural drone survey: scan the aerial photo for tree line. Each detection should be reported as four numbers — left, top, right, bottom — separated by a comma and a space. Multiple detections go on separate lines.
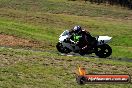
69, 0, 132, 9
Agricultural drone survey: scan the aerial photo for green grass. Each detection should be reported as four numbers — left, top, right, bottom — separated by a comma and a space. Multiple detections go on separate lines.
0, 0, 131, 18
0, 19, 58, 41
112, 46, 132, 58
0, 10, 131, 57
0, 47, 132, 88
0, 0, 132, 87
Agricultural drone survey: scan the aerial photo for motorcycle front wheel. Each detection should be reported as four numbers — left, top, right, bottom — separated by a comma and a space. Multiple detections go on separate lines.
56, 42, 71, 54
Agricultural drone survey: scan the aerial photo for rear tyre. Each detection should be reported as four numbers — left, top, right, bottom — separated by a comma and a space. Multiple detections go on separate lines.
95, 44, 112, 58
79, 50, 86, 56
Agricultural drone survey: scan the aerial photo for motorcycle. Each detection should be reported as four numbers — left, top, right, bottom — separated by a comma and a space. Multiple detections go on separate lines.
56, 30, 112, 58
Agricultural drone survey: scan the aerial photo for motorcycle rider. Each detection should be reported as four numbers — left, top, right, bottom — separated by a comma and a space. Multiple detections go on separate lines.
69, 26, 96, 54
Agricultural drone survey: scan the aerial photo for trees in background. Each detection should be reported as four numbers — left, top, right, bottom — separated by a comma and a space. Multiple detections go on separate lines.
89, 0, 132, 9
69, 0, 132, 9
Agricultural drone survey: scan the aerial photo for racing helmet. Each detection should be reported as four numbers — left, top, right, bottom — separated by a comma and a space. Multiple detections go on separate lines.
73, 26, 82, 33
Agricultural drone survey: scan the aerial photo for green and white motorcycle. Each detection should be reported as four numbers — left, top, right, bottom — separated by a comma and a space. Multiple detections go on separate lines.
56, 30, 112, 58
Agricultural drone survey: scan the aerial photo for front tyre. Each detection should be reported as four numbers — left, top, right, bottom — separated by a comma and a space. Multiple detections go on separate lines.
56, 42, 71, 54
56, 42, 64, 53
95, 44, 112, 58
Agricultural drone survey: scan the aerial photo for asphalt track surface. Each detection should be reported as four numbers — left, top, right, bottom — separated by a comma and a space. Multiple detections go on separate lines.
0, 46, 132, 62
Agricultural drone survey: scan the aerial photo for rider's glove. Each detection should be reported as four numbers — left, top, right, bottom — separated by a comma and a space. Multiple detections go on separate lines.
74, 41, 79, 45
64, 38, 70, 43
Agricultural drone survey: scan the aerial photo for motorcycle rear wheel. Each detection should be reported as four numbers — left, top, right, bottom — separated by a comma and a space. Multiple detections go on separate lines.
95, 44, 112, 58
